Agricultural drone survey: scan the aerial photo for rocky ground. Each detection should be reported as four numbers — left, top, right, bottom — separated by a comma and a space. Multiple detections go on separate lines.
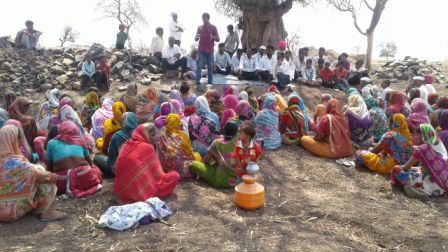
1, 43, 448, 251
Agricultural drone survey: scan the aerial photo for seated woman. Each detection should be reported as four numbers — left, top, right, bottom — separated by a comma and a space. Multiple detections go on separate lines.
407, 98, 430, 144
94, 112, 138, 177
223, 84, 239, 97
153, 93, 169, 120
46, 121, 102, 197
97, 102, 126, 154
279, 93, 308, 145
344, 94, 373, 147
356, 113, 413, 174
91, 97, 115, 140
154, 102, 174, 128
36, 88, 61, 131
136, 87, 158, 124
428, 93, 439, 111
157, 114, 201, 180
254, 94, 281, 150
437, 110, 448, 151
58, 105, 95, 152
48, 95, 76, 130
268, 85, 287, 113
392, 124, 448, 198
8, 97, 38, 149
313, 94, 332, 129
80, 91, 100, 130
386, 91, 411, 118
4, 91, 17, 110
205, 89, 224, 119
170, 99, 189, 136
366, 98, 389, 143
189, 96, 220, 156
190, 121, 238, 188
235, 100, 254, 126
4, 119, 39, 163
301, 99, 352, 159
114, 123, 180, 204
169, 89, 185, 111
0, 108, 9, 128
120, 83, 137, 112
436, 96, 448, 110
245, 87, 259, 113
223, 94, 239, 112
0, 125, 66, 222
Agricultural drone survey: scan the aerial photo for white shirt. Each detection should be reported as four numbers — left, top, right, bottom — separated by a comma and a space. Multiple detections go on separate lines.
214, 51, 232, 70
224, 32, 239, 53
256, 55, 277, 74
293, 57, 305, 72
162, 44, 182, 64
418, 85, 429, 104
239, 54, 257, 72
150, 36, 164, 54
231, 54, 241, 72
169, 20, 184, 41
301, 66, 316, 81
187, 55, 197, 71
425, 84, 436, 94
253, 53, 265, 67
286, 58, 296, 81
275, 60, 290, 77
313, 56, 328, 66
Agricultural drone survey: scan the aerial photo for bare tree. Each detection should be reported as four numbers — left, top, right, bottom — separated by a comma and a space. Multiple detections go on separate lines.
286, 30, 301, 57
328, 0, 388, 70
379, 42, 397, 61
96, 0, 148, 48
215, 0, 310, 49
59, 26, 80, 47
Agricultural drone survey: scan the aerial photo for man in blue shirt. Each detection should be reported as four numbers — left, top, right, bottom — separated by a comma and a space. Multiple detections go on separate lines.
81, 54, 96, 87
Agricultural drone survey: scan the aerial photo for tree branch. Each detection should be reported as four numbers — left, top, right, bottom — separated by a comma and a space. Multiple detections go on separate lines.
328, 0, 367, 35
362, 0, 374, 11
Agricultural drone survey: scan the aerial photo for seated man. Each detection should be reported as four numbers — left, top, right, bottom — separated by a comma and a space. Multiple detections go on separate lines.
238, 48, 258, 81
292, 48, 305, 82
15, 20, 42, 49
348, 59, 369, 80
256, 45, 276, 82
185, 49, 206, 80
231, 49, 243, 76
333, 63, 349, 91
214, 43, 232, 75
150, 27, 164, 62
96, 56, 111, 91
320, 61, 334, 88
253, 46, 266, 67
161, 36, 187, 75
300, 59, 320, 86
81, 54, 96, 87
313, 47, 328, 67
273, 52, 290, 91
285, 50, 296, 82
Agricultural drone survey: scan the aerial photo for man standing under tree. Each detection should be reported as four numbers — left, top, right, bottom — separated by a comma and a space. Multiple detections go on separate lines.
224, 25, 239, 58
115, 24, 128, 50
169, 12, 184, 46
195, 12, 219, 91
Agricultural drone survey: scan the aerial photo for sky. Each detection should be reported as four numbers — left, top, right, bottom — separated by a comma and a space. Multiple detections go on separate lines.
2, 0, 447, 61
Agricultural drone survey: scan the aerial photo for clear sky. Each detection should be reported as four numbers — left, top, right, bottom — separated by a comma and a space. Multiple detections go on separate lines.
2, 0, 447, 61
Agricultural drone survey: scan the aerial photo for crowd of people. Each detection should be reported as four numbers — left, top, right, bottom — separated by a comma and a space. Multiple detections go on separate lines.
2, 13, 448, 223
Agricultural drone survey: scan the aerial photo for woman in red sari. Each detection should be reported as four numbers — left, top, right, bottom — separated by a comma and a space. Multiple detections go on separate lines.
114, 123, 180, 204
8, 97, 38, 149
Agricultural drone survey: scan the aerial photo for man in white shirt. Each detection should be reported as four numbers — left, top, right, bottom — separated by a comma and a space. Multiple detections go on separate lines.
285, 51, 296, 82
184, 49, 206, 80
169, 12, 184, 46
300, 58, 320, 86
80, 54, 96, 87
150, 27, 164, 61
238, 48, 258, 81
293, 48, 305, 81
224, 25, 239, 58
273, 52, 290, 91
302, 47, 313, 63
313, 47, 328, 67
256, 45, 276, 82
253, 45, 266, 67
162, 36, 187, 74
231, 49, 243, 76
214, 43, 232, 75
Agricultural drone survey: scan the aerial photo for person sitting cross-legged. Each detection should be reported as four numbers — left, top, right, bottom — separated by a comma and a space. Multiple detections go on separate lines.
80, 54, 96, 88
214, 43, 232, 75
161, 36, 187, 75
256, 45, 277, 82
299, 58, 320, 86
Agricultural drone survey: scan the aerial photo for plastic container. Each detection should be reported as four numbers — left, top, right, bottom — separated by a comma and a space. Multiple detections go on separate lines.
235, 174, 265, 210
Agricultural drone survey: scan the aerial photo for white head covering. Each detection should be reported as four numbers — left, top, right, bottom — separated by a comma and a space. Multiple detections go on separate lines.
360, 77, 371, 84
413, 76, 425, 81
259, 45, 266, 50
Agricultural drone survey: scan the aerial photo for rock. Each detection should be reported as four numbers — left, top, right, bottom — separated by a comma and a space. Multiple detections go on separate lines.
40, 83, 52, 91
151, 76, 160, 81
148, 64, 162, 74
72, 81, 82, 90
114, 61, 126, 71
56, 74, 69, 84
62, 58, 74, 66
50, 65, 65, 75
141, 78, 152, 85
120, 69, 131, 79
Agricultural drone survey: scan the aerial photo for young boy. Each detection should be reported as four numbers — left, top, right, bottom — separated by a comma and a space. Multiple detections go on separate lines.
300, 58, 319, 86
180, 82, 197, 116
95, 56, 111, 91
333, 63, 349, 91
116, 24, 128, 50
320, 61, 334, 88
232, 123, 263, 184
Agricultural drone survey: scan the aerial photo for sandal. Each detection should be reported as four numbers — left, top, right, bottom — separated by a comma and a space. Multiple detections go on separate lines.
40, 210, 68, 222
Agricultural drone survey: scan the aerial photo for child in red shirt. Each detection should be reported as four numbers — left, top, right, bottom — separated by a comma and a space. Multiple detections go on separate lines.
332, 63, 349, 91
95, 56, 111, 91
232, 123, 263, 184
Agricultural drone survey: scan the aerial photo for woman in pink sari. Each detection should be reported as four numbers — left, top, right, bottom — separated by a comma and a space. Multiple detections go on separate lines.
90, 97, 115, 140
407, 98, 430, 144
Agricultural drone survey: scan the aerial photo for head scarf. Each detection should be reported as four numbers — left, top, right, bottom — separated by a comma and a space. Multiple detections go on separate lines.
146, 87, 158, 102
321, 94, 333, 106
0, 108, 9, 128
439, 110, 448, 130
391, 113, 412, 145
221, 109, 236, 127
59, 105, 83, 129
262, 94, 277, 111
54, 120, 88, 149
169, 89, 185, 111
98, 98, 115, 117
268, 85, 280, 95
346, 94, 369, 117
223, 85, 238, 97
166, 114, 194, 156
170, 99, 184, 116
424, 74, 434, 84
115, 112, 138, 140
420, 123, 447, 159
437, 96, 448, 109
48, 88, 62, 108
326, 99, 352, 157
104, 102, 126, 137
59, 95, 75, 109
346, 87, 359, 97
388, 91, 406, 112
286, 93, 309, 133
0, 125, 21, 157
8, 97, 31, 120
205, 89, 221, 103
3, 119, 33, 160
160, 102, 174, 116
364, 96, 377, 110
85, 91, 100, 109
428, 93, 439, 106
195, 96, 211, 115
238, 91, 249, 101
236, 100, 252, 119
223, 95, 238, 111
4, 91, 17, 110
277, 40, 287, 49
407, 98, 430, 130
122, 83, 138, 112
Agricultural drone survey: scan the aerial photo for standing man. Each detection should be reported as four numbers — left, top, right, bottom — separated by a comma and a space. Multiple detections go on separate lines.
223, 25, 239, 58
169, 12, 184, 46
150, 27, 164, 62
195, 12, 220, 91
116, 24, 128, 50
162, 37, 187, 75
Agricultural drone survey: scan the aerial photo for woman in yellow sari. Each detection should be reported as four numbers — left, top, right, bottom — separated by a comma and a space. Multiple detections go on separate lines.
80, 91, 100, 129
96, 102, 126, 154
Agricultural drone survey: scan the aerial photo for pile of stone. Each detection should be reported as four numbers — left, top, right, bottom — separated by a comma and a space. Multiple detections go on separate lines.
0, 36, 163, 96
372, 56, 446, 83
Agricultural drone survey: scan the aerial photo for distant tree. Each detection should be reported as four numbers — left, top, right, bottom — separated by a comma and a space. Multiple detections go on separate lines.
96, 0, 148, 48
59, 26, 79, 47
328, 0, 389, 71
379, 42, 397, 60
215, 0, 310, 49
286, 30, 301, 56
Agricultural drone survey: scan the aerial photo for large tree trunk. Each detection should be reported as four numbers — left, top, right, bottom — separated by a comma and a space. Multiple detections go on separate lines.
241, 10, 288, 49
365, 31, 374, 71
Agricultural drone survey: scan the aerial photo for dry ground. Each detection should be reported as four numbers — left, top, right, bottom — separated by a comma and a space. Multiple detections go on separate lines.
1, 78, 448, 251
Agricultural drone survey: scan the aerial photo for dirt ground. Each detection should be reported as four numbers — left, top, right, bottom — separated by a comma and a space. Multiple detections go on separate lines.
1, 78, 448, 251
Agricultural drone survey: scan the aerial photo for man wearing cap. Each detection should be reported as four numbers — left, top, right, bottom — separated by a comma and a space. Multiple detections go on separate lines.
224, 25, 239, 58
169, 12, 184, 46
256, 45, 276, 82
15, 20, 42, 49
253, 46, 266, 67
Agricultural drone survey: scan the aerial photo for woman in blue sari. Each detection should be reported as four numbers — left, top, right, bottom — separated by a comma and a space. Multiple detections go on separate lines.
254, 94, 281, 150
